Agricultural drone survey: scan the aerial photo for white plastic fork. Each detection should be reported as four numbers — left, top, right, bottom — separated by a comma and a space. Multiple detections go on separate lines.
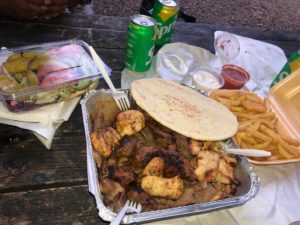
88, 46, 130, 111
110, 200, 142, 225
225, 148, 271, 157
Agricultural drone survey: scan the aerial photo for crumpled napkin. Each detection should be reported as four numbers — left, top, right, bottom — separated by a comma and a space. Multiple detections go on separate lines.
0, 97, 80, 149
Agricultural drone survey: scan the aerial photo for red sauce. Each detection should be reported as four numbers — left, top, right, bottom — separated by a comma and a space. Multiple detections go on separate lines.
221, 64, 250, 89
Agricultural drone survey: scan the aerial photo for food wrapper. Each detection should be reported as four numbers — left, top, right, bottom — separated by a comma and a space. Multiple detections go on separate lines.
155, 31, 287, 96
0, 97, 80, 149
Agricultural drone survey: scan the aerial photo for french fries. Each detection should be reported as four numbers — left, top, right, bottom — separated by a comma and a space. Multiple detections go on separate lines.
210, 89, 300, 160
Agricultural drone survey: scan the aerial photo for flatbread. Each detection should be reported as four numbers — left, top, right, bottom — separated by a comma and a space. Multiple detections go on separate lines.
131, 78, 238, 141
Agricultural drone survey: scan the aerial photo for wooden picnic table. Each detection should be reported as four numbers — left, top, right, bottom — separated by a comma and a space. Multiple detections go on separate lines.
0, 13, 300, 225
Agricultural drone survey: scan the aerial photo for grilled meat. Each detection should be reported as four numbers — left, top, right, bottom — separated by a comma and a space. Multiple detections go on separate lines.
134, 147, 161, 168
175, 133, 193, 160
216, 156, 238, 185
143, 157, 165, 176
195, 149, 220, 182
115, 136, 137, 158
135, 147, 196, 180
100, 177, 125, 211
141, 176, 184, 200
116, 110, 145, 136
108, 166, 136, 187
91, 127, 121, 158
91, 109, 239, 212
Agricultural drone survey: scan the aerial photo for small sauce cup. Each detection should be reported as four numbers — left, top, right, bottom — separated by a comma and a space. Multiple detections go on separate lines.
221, 64, 250, 89
192, 67, 224, 93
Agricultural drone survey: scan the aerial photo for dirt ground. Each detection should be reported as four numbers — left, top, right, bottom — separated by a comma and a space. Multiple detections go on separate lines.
77, 0, 300, 31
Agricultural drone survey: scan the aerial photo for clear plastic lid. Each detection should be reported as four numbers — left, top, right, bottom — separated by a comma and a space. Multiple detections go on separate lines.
0, 39, 100, 100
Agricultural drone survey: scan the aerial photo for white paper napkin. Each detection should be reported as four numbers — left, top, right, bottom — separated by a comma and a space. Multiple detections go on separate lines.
0, 97, 80, 149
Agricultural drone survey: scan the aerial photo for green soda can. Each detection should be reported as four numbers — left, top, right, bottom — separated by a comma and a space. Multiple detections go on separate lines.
152, 0, 179, 46
125, 15, 158, 72
270, 49, 300, 88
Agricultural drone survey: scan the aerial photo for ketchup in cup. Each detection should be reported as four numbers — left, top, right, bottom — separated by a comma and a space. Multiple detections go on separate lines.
221, 64, 250, 89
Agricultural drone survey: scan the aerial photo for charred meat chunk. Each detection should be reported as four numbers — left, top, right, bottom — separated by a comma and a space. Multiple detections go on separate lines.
100, 177, 125, 211
108, 166, 136, 187
115, 136, 138, 158
175, 133, 193, 160
134, 147, 161, 168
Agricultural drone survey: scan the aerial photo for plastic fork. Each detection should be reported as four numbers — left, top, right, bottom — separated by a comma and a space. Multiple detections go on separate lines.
88, 46, 130, 111
110, 200, 142, 225
224, 140, 271, 157
225, 148, 271, 157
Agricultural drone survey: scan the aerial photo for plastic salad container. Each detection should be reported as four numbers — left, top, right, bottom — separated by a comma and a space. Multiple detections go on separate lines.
0, 39, 100, 112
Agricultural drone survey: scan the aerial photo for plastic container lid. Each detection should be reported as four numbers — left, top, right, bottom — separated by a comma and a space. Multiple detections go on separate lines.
214, 32, 240, 60
0, 39, 100, 112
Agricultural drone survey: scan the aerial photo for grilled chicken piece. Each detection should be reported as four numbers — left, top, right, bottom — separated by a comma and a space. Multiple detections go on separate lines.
116, 110, 145, 136
189, 139, 217, 156
91, 127, 121, 158
141, 176, 184, 200
143, 157, 165, 176
100, 177, 125, 211
108, 166, 136, 187
216, 156, 238, 184
195, 150, 220, 182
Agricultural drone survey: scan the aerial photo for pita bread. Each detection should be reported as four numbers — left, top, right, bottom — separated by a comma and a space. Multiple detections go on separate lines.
131, 78, 238, 141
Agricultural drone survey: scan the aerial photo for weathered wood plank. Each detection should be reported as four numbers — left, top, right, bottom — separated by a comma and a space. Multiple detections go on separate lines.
0, 22, 127, 49
4, 13, 298, 42
0, 185, 106, 225
0, 107, 87, 192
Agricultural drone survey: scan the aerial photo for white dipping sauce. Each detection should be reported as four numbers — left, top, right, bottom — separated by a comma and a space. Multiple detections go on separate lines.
194, 71, 221, 90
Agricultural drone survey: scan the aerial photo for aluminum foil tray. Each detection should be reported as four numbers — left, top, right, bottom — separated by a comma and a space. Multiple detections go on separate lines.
81, 89, 259, 224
